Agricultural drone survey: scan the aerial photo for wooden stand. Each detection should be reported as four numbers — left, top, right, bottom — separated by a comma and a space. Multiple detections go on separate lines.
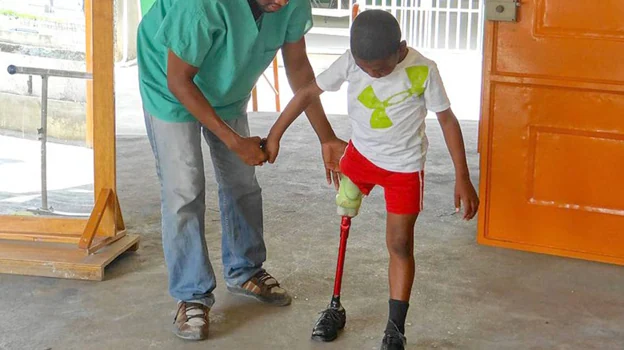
0, 0, 139, 281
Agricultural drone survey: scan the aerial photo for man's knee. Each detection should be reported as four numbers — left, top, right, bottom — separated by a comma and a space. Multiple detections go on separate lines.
217, 171, 261, 199
229, 173, 259, 190
161, 169, 205, 210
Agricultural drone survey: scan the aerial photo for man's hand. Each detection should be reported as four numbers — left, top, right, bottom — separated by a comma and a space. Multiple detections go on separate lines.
322, 138, 348, 190
454, 176, 479, 220
230, 136, 268, 166
265, 134, 281, 164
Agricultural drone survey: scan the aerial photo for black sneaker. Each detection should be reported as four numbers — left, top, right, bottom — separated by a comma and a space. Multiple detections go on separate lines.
311, 306, 346, 342
380, 322, 406, 350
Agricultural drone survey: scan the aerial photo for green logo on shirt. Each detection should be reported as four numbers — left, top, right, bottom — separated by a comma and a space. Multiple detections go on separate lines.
357, 66, 429, 129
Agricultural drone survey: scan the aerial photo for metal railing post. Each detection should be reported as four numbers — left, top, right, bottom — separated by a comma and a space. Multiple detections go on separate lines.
40, 75, 49, 211
6, 65, 93, 216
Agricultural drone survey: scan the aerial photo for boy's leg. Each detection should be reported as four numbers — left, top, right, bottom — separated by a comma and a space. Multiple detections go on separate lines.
386, 213, 418, 318
382, 213, 417, 349
336, 175, 364, 217
312, 152, 373, 342
337, 142, 375, 217
381, 170, 424, 349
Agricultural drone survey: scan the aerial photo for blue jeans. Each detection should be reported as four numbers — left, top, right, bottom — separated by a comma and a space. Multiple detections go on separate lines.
144, 111, 266, 308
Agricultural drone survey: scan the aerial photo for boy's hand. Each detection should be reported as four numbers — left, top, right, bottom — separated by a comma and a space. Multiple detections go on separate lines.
265, 135, 280, 164
454, 176, 479, 220
321, 138, 348, 190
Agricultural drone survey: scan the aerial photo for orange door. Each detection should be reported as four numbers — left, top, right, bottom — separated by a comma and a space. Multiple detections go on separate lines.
478, 0, 624, 265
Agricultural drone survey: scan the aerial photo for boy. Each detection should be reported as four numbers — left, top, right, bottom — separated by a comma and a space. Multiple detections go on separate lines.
265, 10, 479, 350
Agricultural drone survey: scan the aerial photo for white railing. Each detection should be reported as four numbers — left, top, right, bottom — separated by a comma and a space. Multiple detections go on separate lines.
311, 0, 351, 11
311, 0, 353, 21
359, 0, 484, 52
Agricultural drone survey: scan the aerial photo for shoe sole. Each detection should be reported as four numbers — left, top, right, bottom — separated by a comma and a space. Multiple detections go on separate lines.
310, 325, 345, 342
172, 326, 208, 341
173, 333, 207, 341
227, 286, 292, 307
311, 327, 345, 343
311, 334, 338, 342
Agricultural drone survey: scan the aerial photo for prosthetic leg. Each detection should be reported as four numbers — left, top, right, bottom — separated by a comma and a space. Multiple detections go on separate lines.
311, 176, 362, 342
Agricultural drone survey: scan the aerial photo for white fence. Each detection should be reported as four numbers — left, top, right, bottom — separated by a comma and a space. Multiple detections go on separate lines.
358, 0, 484, 52
311, 0, 352, 12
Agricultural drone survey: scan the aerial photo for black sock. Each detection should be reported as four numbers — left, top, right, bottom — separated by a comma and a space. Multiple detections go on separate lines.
386, 299, 409, 334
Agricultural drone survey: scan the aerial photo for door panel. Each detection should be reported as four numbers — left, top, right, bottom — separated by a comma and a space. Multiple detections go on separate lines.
536, 0, 624, 39
478, 0, 624, 264
492, 1, 624, 83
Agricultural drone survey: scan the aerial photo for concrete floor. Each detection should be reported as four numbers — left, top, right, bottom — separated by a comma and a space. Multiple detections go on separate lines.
0, 134, 94, 215
1, 116, 623, 350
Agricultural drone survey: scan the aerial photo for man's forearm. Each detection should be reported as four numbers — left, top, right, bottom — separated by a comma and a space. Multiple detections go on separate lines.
169, 79, 240, 148
285, 60, 337, 143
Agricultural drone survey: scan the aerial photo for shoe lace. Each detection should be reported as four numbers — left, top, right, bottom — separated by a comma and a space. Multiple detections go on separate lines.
255, 270, 280, 290
316, 308, 343, 328
385, 332, 405, 345
175, 302, 207, 324
384, 321, 406, 345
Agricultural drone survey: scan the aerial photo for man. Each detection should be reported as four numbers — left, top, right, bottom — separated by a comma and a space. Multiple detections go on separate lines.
136, 0, 346, 341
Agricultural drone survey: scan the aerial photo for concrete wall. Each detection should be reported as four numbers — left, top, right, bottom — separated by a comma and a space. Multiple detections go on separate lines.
0, 29, 80, 51
0, 92, 86, 141
0, 52, 87, 141
0, 0, 139, 62
0, 0, 141, 141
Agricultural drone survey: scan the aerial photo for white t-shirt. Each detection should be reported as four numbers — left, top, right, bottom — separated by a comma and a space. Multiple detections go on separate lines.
316, 48, 451, 173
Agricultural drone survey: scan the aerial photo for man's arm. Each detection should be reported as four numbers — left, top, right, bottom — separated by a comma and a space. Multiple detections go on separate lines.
436, 108, 479, 219
280, 38, 347, 188
167, 51, 267, 166
281, 38, 338, 144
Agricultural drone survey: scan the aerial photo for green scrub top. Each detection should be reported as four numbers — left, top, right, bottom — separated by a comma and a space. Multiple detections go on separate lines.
137, 0, 313, 122
139, 0, 156, 16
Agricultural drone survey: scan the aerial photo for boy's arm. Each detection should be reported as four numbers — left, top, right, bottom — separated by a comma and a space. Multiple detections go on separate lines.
267, 80, 324, 143
436, 108, 479, 220
266, 79, 347, 187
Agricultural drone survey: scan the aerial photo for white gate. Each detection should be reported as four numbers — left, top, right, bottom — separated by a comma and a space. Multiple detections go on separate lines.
358, 0, 485, 52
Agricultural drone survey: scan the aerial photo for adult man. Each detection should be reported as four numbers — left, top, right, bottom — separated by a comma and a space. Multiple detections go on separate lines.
137, 0, 345, 341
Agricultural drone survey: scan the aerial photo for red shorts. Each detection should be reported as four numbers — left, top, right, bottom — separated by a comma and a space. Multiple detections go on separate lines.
340, 142, 424, 215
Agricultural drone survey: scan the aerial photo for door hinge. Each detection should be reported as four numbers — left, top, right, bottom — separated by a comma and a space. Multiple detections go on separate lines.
486, 0, 520, 22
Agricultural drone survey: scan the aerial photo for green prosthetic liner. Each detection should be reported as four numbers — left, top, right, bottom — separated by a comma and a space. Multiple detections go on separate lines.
336, 175, 363, 218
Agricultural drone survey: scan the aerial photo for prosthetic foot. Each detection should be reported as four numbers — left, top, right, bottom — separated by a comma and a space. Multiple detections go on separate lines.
311, 302, 346, 342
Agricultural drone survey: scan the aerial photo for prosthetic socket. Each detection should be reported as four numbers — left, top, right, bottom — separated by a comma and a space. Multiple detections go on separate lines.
335, 175, 363, 218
